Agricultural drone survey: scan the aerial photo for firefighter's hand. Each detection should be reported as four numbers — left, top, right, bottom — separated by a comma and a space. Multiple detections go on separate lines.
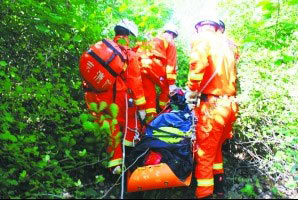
187, 98, 200, 110
185, 89, 198, 103
138, 110, 146, 121
169, 84, 178, 96
112, 165, 122, 175
185, 88, 198, 110
187, 102, 196, 110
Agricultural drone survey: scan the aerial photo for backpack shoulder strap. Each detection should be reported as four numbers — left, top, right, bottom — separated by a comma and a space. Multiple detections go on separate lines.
87, 49, 118, 77
102, 39, 126, 63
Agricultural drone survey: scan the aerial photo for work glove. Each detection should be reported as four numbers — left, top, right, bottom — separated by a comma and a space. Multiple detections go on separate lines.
187, 103, 196, 110
185, 88, 199, 110
112, 165, 122, 175
145, 113, 156, 124
169, 84, 178, 96
138, 109, 146, 121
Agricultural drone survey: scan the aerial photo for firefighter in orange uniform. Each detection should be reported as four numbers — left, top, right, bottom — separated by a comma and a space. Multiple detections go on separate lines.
185, 19, 239, 198
137, 24, 179, 122
83, 19, 146, 174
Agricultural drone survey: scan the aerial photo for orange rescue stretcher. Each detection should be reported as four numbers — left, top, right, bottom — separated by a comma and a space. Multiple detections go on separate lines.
126, 88, 195, 193
127, 163, 192, 192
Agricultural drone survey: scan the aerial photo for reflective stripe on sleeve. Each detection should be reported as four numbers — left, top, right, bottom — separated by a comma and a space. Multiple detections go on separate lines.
159, 101, 167, 106
167, 74, 177, 80
135, 96, 146, 105
124, 140, 134, 147
189, 73, 204, 81
108, 158, 122, 168
146, 108, 157, 114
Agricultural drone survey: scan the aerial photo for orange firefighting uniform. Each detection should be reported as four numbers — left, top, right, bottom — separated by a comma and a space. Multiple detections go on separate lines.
187, 30, 239, 198
84, 36, 146, 168
137, 33, 177, 116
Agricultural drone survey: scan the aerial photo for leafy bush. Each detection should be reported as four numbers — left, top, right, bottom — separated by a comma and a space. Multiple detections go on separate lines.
0, 0, 170, 198
219, 0, 298, 197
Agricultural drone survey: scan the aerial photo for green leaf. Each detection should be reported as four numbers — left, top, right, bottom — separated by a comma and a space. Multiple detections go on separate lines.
0, 132, 17, 142
95, 175, 105, 183
111, 119, 118, 129
4, 112, 14, 123
61, 136, 70, 144
240, 183, 256, 197
288, 0, 298, 5
83, 121, 95, 132
89, 102, 98, 112
257, 0, 271, 7
43, 155, 50, 162
99, 101, 108, 111
101, 120, 111, 135
0, 61, 7, 66
19, 170, 27, 179
74, 179, 82, 187
16, 86, 23, 93
69, 138, 76, 146
65, 149, 74, 160
73, 35, 82, 42
80, 113, 89, 122
110, 103, 119, 118
36, 24, 50, 33
8, 179, 18, 186
119, 3, 128, 12
271, 187, 279, 196
79, 149, 87, 157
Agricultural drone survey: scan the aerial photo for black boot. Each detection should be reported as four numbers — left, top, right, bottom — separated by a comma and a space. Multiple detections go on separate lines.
200, 194, 213, 199
125, 191, 145, 199
214, 174, 224, 198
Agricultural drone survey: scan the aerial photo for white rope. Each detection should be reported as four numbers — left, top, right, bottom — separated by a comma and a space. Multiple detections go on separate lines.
100, 148, 150, 199
133, 111, 140, 146
120, 93, 128, 199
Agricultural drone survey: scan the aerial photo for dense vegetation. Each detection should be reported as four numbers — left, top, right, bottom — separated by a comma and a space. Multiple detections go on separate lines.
0, 0, 297, 199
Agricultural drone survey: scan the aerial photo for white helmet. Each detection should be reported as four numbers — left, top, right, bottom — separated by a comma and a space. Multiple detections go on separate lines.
116, 19, 138, 37
164, 23, 178, 37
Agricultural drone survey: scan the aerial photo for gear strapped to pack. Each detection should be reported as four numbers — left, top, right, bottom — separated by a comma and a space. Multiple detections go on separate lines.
79, 39, 127, 97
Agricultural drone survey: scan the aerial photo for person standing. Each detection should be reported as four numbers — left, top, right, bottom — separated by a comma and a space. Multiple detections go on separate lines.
136, 23, 179, 122
81, 19, 146, 174
185, 19, 239, 199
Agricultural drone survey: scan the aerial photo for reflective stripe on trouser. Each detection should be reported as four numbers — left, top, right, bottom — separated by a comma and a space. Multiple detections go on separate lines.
196, 178, 214, 198
213, 163, 224, 175
194, 97, 238, 198
214, 101, 238, 175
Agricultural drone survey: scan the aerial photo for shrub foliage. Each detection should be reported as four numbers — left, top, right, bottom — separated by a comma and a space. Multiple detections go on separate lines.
0, 0, 297, 198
